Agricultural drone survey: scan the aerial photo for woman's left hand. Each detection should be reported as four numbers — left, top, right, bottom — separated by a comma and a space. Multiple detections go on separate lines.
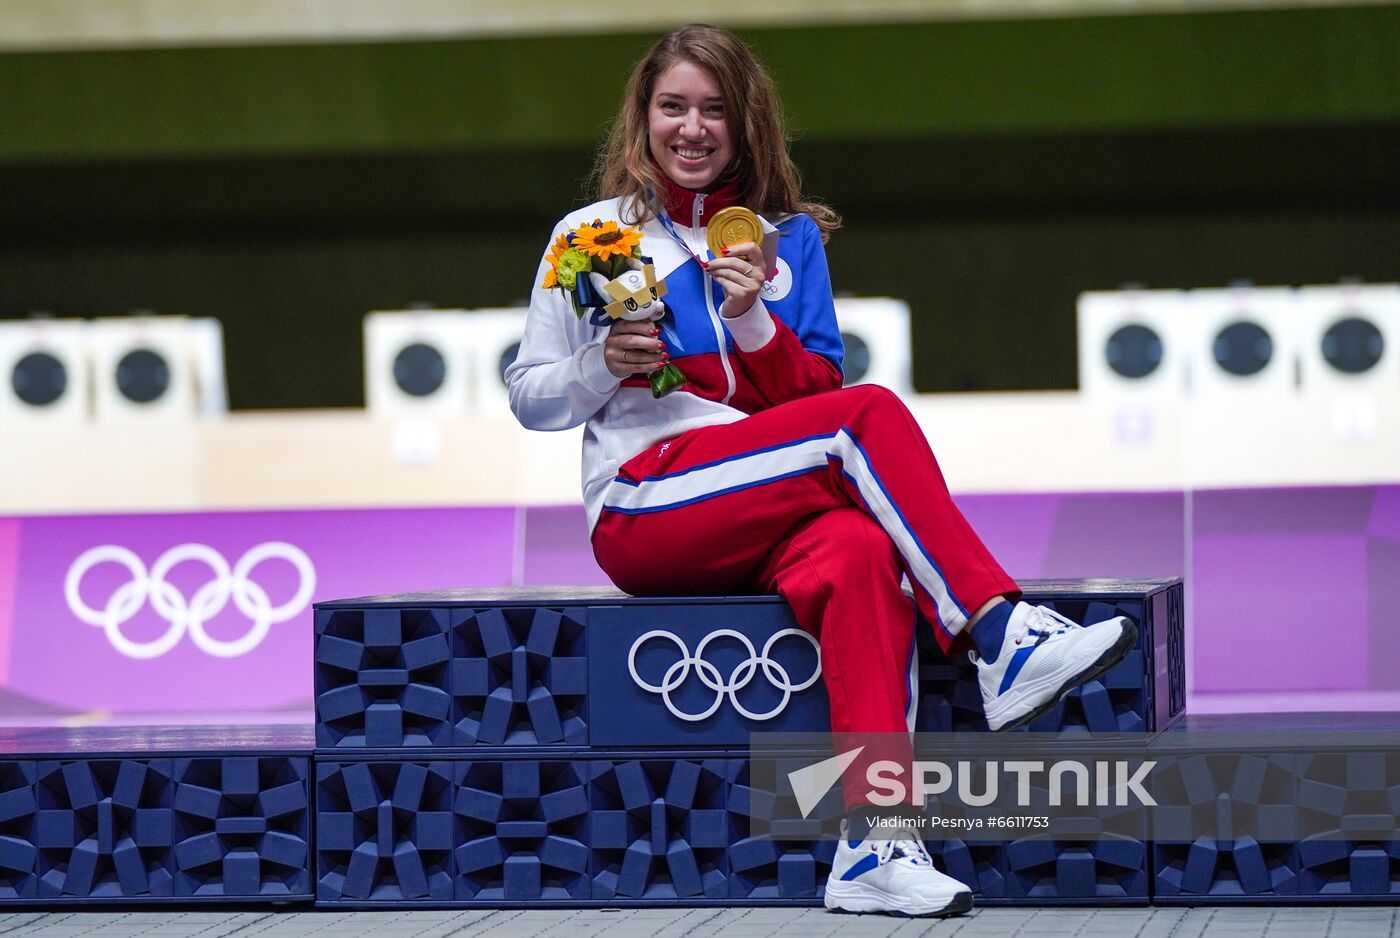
706, 240, 768, 319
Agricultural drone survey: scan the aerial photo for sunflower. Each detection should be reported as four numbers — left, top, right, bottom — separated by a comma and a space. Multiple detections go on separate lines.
539, 233, 571, 289
572, 220, 642, 262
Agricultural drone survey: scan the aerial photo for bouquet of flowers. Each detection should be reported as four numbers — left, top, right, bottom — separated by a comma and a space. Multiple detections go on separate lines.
541, 219, 686, 398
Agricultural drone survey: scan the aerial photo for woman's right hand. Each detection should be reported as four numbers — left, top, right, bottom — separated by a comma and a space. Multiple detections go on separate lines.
604, 316, 668, 378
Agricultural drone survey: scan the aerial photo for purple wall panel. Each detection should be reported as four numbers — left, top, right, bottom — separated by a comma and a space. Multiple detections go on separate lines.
0, 520, 18, 691
1369, 487, 1400, 541
3, 507, 515, 716
1192, 488, 1376, 535
1368, 487, 1400, 690
1189, 487, 1395, 694
953, 494, 1061, 580
520, 506, 610, 586
1191, 532, 1368, 692
1368, 537, 1400, 690
1041, 493, 1185, 580
0, 519, 18, 687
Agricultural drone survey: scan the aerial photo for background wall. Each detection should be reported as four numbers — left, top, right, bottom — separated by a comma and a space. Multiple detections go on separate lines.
2, 7, 1399, 408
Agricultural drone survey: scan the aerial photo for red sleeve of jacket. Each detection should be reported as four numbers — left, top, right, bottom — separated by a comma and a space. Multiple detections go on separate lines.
732, 315, 843, 408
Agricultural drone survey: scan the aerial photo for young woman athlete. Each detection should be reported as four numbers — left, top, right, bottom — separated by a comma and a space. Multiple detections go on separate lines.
506, 24, 1135, 917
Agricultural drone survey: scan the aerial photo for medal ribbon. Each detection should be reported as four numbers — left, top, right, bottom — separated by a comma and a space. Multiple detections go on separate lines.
658, 211, 712, 270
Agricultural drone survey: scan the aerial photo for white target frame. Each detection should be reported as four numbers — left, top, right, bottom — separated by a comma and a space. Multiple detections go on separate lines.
832, 296, 913, 395
0, 318, 92, 423
363, 309, 472, 417
90, 316, 200, 421
1077, 289, 1190, 399
1296, 283, 1400, 396
1184, 286, 1299, 398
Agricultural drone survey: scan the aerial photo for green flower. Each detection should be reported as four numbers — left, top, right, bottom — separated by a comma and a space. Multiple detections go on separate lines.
555, 247, 592, 291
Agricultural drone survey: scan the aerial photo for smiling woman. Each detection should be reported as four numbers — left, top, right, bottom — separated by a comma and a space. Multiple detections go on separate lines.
503, 23, 1138, 919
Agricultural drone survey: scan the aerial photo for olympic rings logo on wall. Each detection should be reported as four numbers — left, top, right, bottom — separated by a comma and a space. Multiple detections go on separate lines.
64, 542, 316, 660
627, 628, 822, 722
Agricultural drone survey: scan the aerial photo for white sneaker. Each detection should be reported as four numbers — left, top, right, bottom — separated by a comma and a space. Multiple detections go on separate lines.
973, 602, 1136, 731
823, 822, 974, 917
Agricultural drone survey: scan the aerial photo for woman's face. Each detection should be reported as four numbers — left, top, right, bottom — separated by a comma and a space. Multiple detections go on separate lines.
648, 60, 734, 192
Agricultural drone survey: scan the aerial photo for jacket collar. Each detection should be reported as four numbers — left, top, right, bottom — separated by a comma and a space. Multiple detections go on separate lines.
658, 173, 742, 228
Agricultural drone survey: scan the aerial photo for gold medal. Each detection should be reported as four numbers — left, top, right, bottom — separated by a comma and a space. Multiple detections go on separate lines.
706, 206, 764, 257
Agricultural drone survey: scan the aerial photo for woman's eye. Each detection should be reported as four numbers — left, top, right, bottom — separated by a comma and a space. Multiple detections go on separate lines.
706, 105, 724, 115
660, 102, 681, 112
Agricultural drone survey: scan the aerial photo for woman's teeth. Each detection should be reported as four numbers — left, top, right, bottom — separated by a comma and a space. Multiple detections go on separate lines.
675, 148, 709, 160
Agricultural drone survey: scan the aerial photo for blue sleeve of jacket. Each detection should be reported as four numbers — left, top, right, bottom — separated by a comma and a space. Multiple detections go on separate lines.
727, 213, 844, 406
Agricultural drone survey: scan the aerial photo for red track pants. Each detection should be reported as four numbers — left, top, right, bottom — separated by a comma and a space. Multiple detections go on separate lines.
592, 385, 1020, 808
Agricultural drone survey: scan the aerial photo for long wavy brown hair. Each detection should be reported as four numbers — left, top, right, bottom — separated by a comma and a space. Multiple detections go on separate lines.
590, 24, 840, 242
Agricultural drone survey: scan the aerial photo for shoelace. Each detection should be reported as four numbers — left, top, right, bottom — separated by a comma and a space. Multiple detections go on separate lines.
874, 826, 933, 866
1011, 605, 1080, 648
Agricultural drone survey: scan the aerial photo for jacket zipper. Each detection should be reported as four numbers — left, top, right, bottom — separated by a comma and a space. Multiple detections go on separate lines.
692, 192, 737, 405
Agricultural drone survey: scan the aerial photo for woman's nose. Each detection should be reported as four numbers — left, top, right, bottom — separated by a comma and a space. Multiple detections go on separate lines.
681, 109, 704, 137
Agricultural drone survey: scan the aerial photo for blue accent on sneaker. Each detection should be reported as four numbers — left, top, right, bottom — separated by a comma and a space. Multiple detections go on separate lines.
971, 601, 1013, 664
841, 853, 880, 881
998, 643, 1039, 696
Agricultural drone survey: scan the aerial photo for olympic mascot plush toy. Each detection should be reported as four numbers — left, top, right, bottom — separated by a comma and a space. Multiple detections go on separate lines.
582, 262, 687, 399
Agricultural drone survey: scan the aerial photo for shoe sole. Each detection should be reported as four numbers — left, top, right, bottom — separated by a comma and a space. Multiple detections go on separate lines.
991, 618, 1138, 732
825, 887, 974, 918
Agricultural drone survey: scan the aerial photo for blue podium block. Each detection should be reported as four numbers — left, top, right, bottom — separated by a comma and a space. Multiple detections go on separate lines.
451, 606, 589, 746
726, 761, 841, 899
1292, 748, 1400, 897
172, 757, 310, 897
926, 839, 1007, 898
0, 727, 313, 906
1297, 840, 1400, 897
725, 837, 836, 900
0, 762, 38, 899
1155, 838, 1299, 899
913, 579, 1184, 734
316, 761, 454, 901
588, 603, 827, 747
34, 759, 174, 899
1150, 745, 1301, 901
1005, 835, 1149, 902
316, 608, 453, 748
315, 579, 1182, 750
454, 761, 590, 901
588, 759, 734, 900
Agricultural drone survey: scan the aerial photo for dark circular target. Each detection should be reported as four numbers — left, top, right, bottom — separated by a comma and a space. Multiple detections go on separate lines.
498, 341, 521, 386
115, 348, 170, 404
1321, 317, 1384, 375
392, 342, 446, 397
1212, 321, 1273, 377
841, 331, 871, 384
1104, 324, 1163, 379
11, 351, 68, 407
